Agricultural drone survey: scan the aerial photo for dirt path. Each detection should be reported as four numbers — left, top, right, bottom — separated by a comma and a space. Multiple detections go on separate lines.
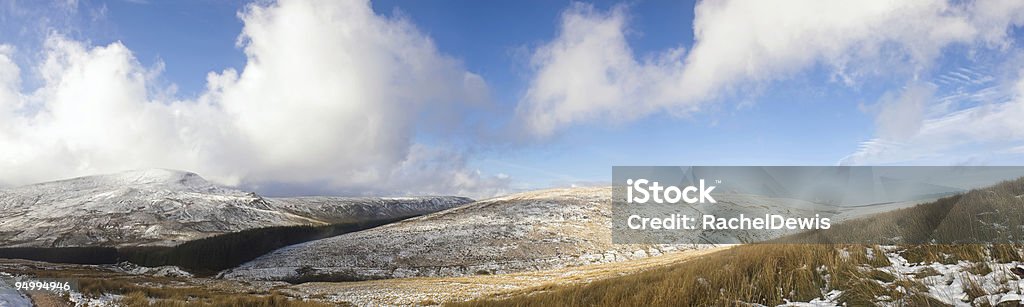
286, 246, 730, 306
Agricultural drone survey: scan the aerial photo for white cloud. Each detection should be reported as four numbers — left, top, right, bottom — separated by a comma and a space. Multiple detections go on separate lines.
514, 3, 685, 137
0, 0, 507, 197
842, 71, 1024, 165
868, 83, 934, 141
0, 45, 19, 117
517, 0, 1024, 137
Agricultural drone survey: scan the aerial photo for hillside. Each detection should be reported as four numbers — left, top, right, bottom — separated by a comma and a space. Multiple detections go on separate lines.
223, 187, 680, 281
780, 176, 1024, 244
455, 177, 1024, 306
223, 187, 852, 282
452, 243, 1024, 306
0, 169, 471, 247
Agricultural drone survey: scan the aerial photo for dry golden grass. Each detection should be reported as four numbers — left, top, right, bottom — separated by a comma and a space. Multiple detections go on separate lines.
288, 247, 724, 306
779, 194, 963, 245
992, 244, 1023, 263
961, 274, 987, 301
966, 262, 993, 276
783, 177, 1024, 245
83, 277, 336, 307
116, 291, 336, 307
900, 244, 988, 264
450, 243, 1023, 306
0, 259, 337, 306
450, 244, 857, 306
451, 179, 1024, 307
24, 291, 73, 307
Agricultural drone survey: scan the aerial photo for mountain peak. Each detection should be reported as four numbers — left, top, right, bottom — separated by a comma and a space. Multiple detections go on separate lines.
105, 169, 205, 186
9, 168, 226, 193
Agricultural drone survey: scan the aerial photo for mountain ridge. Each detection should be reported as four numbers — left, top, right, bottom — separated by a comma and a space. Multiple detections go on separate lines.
0, 169, 472, 247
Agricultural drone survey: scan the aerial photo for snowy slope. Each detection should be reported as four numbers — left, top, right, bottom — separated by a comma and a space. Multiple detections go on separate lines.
225, 187, 907, 282
224, 187, 697, 281
0, 169, 471, 247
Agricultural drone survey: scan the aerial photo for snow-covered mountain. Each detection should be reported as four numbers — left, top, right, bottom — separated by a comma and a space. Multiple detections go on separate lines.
0, 169, 472, 247
223, 187, 697, 281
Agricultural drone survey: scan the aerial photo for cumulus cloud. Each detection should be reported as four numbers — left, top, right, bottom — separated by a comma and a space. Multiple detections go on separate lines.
517, 0, 1024, 137
0, 0, 508, 197
515, 3, 685, 137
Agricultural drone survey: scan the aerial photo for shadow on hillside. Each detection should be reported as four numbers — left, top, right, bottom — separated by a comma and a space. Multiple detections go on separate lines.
0, 216, 412, 276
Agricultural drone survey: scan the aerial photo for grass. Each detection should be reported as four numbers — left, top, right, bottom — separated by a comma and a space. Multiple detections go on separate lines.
867, 245, 892, 267
450, 243, 1013, 306
777, 194, 964, 245
961, 274, 987, 301
449, 176, 1024, 306
915, 267, 942, 278
966, 262, 993, 276
116, 291, 337, 307
779, 176, 1024, 245
991, 244, 1023, 263
85, 276, 337, 306
1, 261, 338, 306
449, 177, 1024, 306
450, 244, 901, 306
901, 244, 988, 264
866, 269, 896, 283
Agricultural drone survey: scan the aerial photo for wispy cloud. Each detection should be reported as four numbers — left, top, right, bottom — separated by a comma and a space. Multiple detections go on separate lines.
842, 74, 1024, 165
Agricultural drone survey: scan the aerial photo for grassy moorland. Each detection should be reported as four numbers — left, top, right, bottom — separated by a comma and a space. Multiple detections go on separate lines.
453, 178, 1024, 306
1, 260, 337, 307
781, 176, 1024, 245
450, 244, 959, 306
452, 244, 1024, 306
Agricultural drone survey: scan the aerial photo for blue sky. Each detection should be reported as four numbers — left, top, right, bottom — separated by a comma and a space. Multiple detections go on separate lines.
1, 0, 1023, 197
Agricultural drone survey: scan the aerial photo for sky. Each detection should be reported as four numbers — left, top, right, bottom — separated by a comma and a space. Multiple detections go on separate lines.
1, 0, 1024, 198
